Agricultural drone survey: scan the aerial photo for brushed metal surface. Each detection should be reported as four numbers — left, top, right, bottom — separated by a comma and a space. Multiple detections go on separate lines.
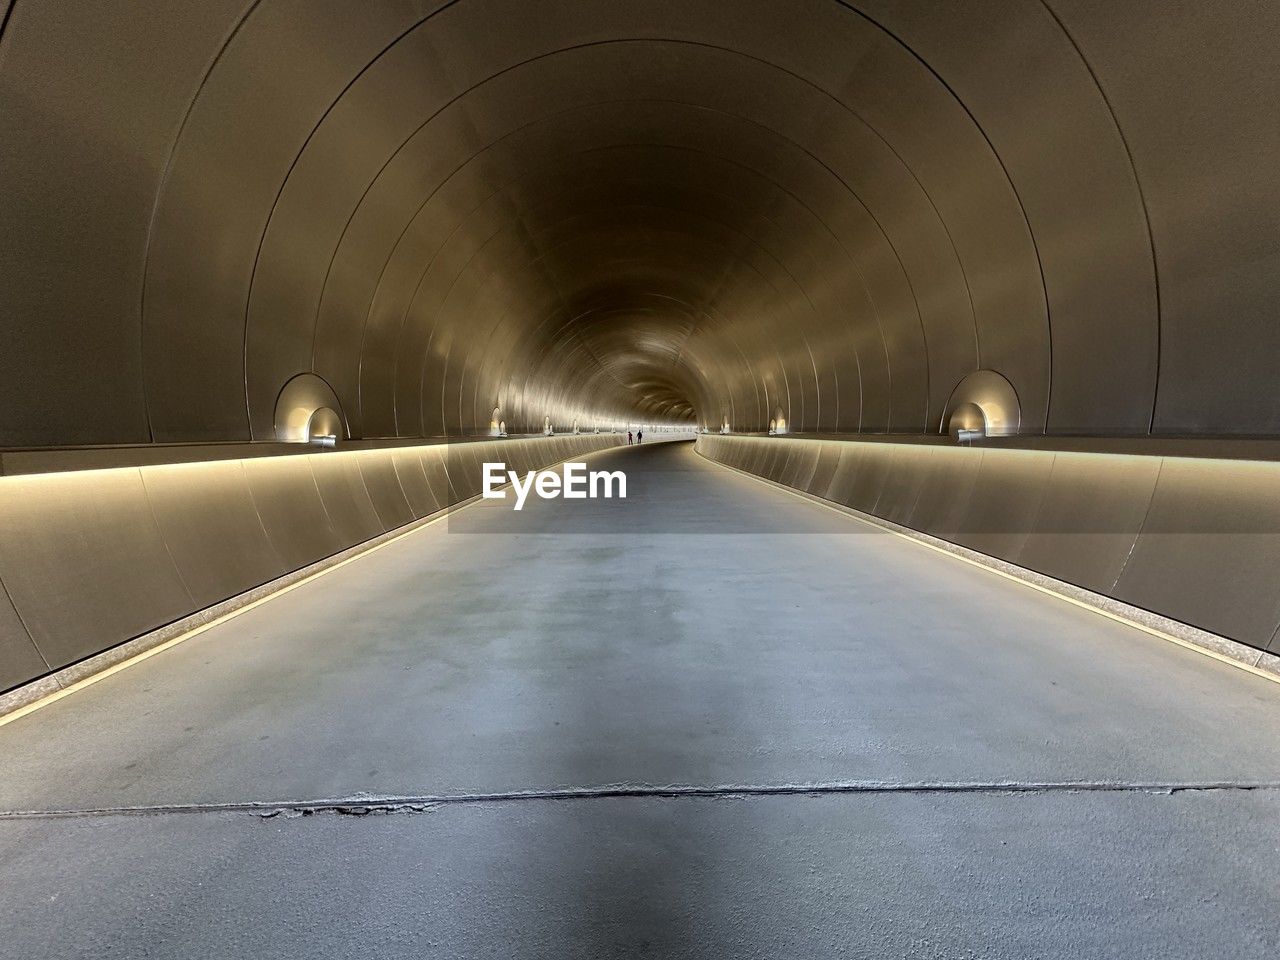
0, 580, 45, 694
779, 443, 820, 491
0, 0, 249, 445
4, 2, 1280, 681
307, 454, 386, 548
0, 435, 620, 692
697, 435, 1280, 654
1049, 0, 1280, 434
241, 457, 347, 571
17, 0, 1267, 446
0, 470, 194, 670
141, 0, 418, 443
906, 446, 985, 543
354, 453, 416, 530
446, 444, 486, 502
1017, 451, 1160, 593
954, 449, 1054, 560
864, 0, 1158, 434
1113, 458, 1280, 648
389, 450, 437, 518
416, 449, 451, 512
141, 460, 287, 610
805, 443, 841, 498
499, 440, 537, 480
821, 443, 864, 506
875, 445, 935, 528
842, 442, 896, 515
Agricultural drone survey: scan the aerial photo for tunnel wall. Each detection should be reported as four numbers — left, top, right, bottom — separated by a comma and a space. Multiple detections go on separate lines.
3, 1, 1279, 444
696, 435, 1280, 655
0, 435, 618, 695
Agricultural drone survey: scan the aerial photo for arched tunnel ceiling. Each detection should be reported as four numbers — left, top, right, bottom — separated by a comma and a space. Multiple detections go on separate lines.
1, 0, 1276, 446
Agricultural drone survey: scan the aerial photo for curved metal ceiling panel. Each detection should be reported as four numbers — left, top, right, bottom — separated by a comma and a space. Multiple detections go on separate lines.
0, 0, 1272, 444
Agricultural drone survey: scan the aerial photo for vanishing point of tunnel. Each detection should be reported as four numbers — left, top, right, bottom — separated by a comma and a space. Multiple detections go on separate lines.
1, 2, 1280, 957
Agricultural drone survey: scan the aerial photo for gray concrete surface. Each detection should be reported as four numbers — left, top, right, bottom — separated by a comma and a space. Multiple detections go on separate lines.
2, 441, 1280, 957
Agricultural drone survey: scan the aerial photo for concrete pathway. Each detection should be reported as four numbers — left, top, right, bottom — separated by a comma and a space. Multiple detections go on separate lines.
2, 440, 1279, 958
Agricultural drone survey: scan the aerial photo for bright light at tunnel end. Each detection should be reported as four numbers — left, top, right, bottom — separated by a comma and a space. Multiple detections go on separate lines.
483, 461, 627, 510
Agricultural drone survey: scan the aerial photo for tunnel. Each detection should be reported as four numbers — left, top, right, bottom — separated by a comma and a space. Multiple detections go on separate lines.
2, 1, 1280, 956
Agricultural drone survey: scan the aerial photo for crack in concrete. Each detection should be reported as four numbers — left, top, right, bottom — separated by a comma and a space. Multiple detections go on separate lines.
3, 779, 1280, 822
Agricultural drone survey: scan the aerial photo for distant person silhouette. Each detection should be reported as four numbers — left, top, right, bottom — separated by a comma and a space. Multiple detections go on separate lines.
627, 430, 633, 445
636, 430, 643, 444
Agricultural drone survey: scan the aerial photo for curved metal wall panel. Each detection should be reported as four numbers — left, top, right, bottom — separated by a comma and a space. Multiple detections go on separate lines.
445, 445, 486, 502
697, 435, 1280, 654
1048, 0, 1280, 434
307, 455, 388, 548
861, 0, 1159, 433
417, 451, 452, 512
4, 2, 1280, 679
0, 583, 45, 694
1015, 452, 1160, 593
0, 0, 251, 446
13, 0, 1272, 447
0, 470, 195, 671
141, 461, 287, 610
500, 441, 536, 481
842, 443, 895, 515
241, 457, 347, 570
805, 443, 840, 498
355, 453, 417, 530
876, 445, 935, 527
907, 448, 985, 543
821, 444, 863, 505
954, 450, 1054, 561
390, 450, 438, 518
1112, 459, 1280, 648
140, 1, 440, 442
0, 436, 619, 694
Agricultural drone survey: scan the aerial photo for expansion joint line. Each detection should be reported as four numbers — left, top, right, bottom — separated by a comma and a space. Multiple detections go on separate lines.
4, 779, 1280, 822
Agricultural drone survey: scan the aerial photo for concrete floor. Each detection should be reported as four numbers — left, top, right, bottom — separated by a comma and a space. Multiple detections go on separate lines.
2, 440, 1279, 958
